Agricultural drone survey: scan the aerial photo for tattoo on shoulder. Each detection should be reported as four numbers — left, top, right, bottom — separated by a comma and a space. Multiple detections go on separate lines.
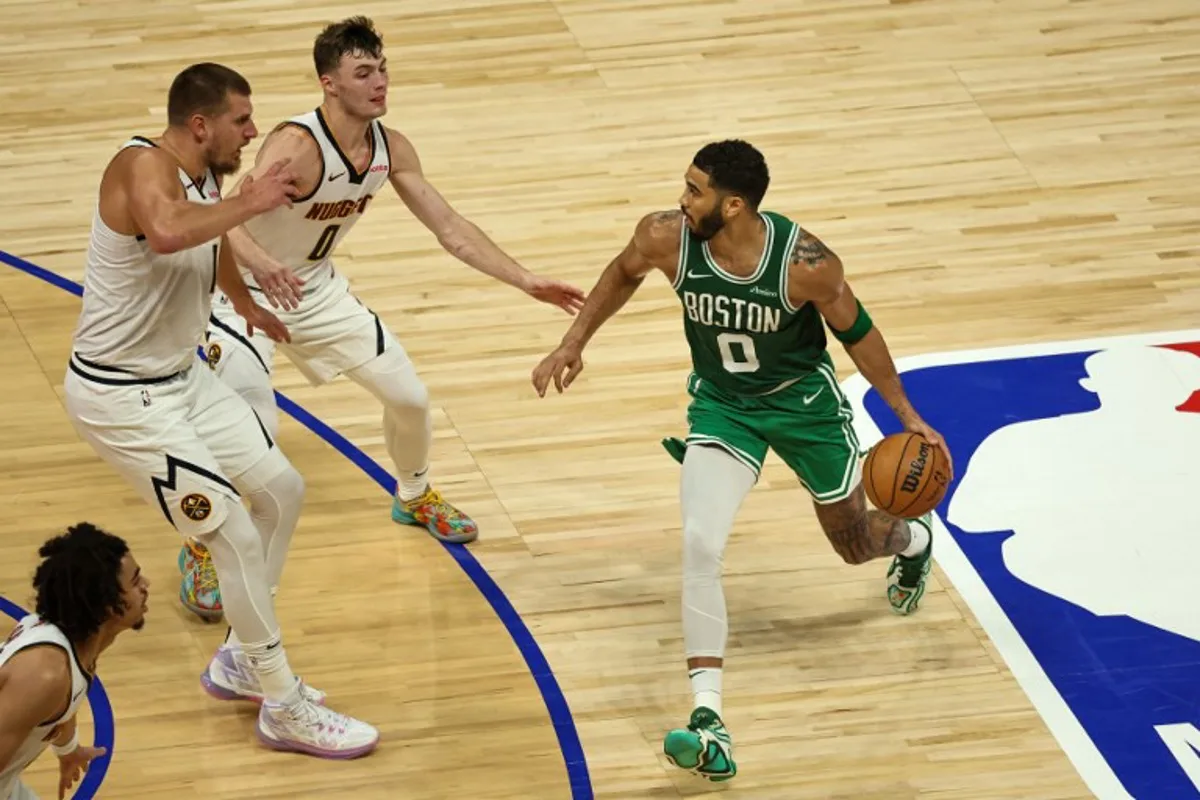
651, 210, 679, 225
790, 229, 829, 269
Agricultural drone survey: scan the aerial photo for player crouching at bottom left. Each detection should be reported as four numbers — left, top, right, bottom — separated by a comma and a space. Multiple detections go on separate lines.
0, 524, 147, 800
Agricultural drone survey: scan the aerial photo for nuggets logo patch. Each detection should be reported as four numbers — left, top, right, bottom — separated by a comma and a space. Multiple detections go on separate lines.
180, 493, 212, 522
205, 342, 222, 368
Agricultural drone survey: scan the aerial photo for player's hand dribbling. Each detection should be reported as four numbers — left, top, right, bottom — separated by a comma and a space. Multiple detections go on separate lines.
532, 343, 584, 396
241, 158, 301, 214
522, 275, 586, 315
57, 744, 106, 799
903, 416, 954, 482
235, 300, 292, 344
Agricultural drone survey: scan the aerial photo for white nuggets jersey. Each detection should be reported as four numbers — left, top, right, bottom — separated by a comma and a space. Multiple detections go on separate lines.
240, 109, 391, 287
0, 616, 92, 800
71, 137, 220, 380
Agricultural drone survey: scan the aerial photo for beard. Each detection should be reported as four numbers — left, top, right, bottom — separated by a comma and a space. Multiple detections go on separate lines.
688, 205, 726, 241
208, 144, 242, 177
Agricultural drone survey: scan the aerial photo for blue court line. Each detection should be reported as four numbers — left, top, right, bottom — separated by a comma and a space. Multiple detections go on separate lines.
0, 594, 115, 800
0, 248, 594, 800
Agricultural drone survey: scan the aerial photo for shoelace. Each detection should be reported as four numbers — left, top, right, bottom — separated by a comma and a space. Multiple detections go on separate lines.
189, 545, 220, 592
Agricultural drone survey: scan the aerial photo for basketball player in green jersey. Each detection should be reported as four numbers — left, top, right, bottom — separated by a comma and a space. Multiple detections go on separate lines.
532, 140, 953, 782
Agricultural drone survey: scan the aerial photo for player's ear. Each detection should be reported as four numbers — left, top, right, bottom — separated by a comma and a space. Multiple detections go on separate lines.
186, 112, 209, 142
722, 193, 744, 217
318, 73, 336, 95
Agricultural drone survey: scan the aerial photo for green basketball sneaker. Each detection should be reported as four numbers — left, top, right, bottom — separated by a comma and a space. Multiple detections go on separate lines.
887, 512, 933, 615
663, 706, 737, 782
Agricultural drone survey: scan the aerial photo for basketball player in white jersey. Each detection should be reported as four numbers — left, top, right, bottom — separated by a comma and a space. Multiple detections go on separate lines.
0, 523, 145, 800
188, 16, 586, 618
63, 62, 378, 758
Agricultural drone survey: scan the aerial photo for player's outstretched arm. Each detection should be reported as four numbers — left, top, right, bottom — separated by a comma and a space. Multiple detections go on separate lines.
789, 230, 953, 476
224, 125, 324, 310
384, 127, 585, 315
0, 647, 71, 772
531, 210, 679, 396
122, 147, 298, 256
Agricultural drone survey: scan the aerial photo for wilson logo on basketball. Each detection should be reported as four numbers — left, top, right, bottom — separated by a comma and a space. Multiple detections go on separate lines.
900, 443, 930, 494
862, 432, 950, 518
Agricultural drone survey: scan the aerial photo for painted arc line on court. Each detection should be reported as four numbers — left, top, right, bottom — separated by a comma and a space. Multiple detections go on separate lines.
0, 594, 115, 800
0, 247, 595, 800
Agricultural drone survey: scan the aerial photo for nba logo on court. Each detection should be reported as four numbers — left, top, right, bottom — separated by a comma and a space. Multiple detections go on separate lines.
843, 330, 1200, 800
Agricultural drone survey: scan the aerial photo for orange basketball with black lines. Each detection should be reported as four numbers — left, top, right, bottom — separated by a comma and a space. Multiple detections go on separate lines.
862, 432, 950, 518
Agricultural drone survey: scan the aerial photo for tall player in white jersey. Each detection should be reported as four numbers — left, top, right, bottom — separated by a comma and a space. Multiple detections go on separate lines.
0, 524, 145, 800
191, 16, 586, 619
63, 62, 379, 758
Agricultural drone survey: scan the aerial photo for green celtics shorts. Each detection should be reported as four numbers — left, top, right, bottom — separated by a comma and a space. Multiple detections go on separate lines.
664, 364, 863, 504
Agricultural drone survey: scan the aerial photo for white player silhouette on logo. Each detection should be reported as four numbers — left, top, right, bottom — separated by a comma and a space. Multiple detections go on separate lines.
948, 344, 1200, 643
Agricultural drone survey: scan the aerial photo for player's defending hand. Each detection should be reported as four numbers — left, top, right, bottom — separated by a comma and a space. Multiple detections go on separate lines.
522, 275, 586, 315
241, 158, 301, 214
248, 257, 305, 312
532, 342, 584, 396
235, 300, 292, 344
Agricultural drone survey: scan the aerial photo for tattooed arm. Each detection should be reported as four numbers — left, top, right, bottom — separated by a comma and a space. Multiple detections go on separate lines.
786, 227, 952, 475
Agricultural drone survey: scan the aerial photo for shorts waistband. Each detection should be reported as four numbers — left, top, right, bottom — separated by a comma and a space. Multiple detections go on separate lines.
69, 353, 190, 386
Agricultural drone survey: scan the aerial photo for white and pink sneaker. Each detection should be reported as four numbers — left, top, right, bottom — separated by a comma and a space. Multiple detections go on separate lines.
256, 698, 380, 759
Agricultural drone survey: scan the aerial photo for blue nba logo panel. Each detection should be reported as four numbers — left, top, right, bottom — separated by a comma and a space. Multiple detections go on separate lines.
846, 331, 1200, 800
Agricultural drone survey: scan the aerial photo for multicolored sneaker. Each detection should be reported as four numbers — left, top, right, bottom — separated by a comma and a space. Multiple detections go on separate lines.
178, 539, 223, 622
256, 697, 379, 760
887, 512, 934, 615
200, 645, 326, 706
391, 486, 478, 544
663, 706, 737, 782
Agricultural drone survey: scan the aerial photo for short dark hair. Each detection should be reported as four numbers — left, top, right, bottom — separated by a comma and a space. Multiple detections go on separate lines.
33, 523, 130, 643
313, 16, 384, 77
167, 63, 251, 126
691, 140, 770, 210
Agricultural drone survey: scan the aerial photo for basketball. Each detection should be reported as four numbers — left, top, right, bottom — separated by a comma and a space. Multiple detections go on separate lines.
862, 432, 950, 518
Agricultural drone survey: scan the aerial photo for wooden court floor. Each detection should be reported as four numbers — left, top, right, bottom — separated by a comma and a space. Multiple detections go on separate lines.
2, 1, 1198, 797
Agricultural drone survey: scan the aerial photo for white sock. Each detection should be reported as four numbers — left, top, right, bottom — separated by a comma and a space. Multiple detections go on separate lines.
900, 518, 931, 557
690, 667, 723, 716
398, 466, 430, 502
242, 633, 302, 706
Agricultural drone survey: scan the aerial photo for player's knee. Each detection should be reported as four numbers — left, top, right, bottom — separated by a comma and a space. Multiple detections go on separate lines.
271, 464, 306, 509
385, 360, 429, 415
682, 516, 725, 579
349, 349, 428, 415
200, 504, 266, 563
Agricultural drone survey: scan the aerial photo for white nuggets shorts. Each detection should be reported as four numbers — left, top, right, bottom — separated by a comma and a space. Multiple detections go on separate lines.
63, 352, 290, 537
205, 269, 399, 386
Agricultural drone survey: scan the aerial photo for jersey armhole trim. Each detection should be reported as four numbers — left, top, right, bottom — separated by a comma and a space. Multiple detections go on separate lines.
375, 121, 392, 170
672, 219, 688, 291
277, 122, 325, 204
778, 222, 801, 314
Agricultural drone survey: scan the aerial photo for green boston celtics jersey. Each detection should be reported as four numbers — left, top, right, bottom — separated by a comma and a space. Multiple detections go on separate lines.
672, 210, 828, 395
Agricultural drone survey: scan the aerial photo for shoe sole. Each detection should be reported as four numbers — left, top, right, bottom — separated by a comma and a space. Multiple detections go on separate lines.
391, 505, 479, 544
200, 668, 251, 702
256, 726, 379, 759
